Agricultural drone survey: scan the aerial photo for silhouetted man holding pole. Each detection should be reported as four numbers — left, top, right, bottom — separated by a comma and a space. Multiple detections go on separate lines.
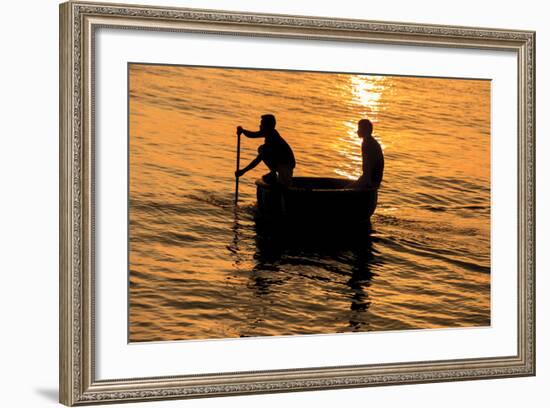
235, 114, 296, 186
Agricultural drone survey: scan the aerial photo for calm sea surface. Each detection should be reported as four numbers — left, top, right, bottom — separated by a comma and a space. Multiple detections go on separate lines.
128, 64, 491, 342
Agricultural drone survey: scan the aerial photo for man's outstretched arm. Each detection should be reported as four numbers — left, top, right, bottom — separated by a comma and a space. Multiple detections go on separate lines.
237, 126, 264, 138
236, 154, 262, 177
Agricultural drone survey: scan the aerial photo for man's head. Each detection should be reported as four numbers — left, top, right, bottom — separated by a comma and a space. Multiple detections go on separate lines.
260, 114, 276, 131
357, 118, 373, 138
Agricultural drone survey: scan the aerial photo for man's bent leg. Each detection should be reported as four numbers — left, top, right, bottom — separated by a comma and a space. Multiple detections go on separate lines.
276, 165, 293, 187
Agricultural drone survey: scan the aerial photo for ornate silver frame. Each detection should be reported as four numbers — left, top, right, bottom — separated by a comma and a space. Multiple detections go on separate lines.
59, 1, 536, 405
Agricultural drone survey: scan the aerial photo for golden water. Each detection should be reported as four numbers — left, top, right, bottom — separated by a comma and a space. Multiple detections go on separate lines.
128, 64, 490, 342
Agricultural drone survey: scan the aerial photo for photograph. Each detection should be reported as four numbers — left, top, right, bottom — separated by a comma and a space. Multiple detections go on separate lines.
128, 63, 491, 342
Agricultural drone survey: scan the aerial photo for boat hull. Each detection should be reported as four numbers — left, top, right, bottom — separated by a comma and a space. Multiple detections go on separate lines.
255, 177, 378, 226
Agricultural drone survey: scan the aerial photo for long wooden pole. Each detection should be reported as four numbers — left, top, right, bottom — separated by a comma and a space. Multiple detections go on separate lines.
234, 131, 241, 204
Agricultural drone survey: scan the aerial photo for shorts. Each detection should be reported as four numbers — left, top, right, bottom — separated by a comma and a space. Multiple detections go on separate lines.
276, 164, 294, 187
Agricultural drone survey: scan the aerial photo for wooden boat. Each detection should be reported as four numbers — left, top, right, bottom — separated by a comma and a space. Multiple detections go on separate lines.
255, 177, 378, 225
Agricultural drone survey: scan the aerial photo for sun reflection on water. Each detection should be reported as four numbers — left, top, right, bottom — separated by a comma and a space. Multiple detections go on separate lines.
350, 75, 387, 116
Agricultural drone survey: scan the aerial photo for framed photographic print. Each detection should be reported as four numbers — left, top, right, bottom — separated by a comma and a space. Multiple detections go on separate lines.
59, 1, 536, 405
